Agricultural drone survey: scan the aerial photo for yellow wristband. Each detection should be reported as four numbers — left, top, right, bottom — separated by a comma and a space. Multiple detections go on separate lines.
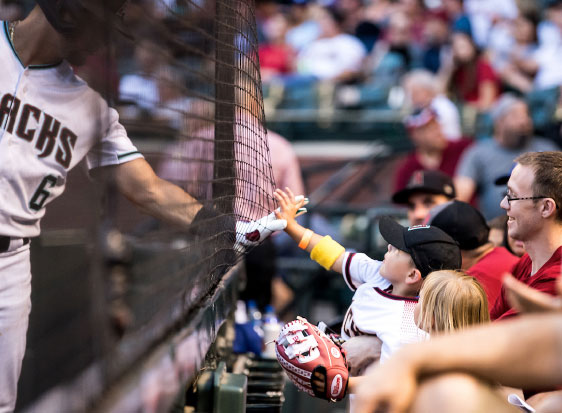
310, 236, 345, 271
298, 229, 314, 249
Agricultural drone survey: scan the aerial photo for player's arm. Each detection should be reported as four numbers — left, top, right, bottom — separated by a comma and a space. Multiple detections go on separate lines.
355, 313, 562, 413
274, 188, 345, 274
111, 158, 202, 229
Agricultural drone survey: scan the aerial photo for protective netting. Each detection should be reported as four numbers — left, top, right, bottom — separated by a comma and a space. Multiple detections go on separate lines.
16, 0, 275, 409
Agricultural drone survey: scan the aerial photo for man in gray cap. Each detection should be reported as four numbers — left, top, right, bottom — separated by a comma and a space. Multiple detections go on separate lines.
455, 93, 558, 220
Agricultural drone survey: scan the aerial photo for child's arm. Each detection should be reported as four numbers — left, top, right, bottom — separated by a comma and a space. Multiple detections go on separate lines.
274, 188, 346, 274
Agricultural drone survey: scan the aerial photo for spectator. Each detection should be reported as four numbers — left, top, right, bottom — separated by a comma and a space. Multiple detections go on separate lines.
415, 269, 490, 334
420, 10, 451, 73
296, 6, 367, 82
337, 12, 420, 108
395, 0, 428, 46
463, 0, 518, 47
347, 269, 490, 393
274, 189, 461, 361
495, 10, 540, 94
455, 94, 558, 220
259, 13, 296, 82
391, 170, 456, 226
426, 200, 520, 309
488, 215, 527, 257
285, 1, 320, 53
442, 0, 472, 37
394, 107, 472, 192
441, 31, 499, 112
491, 151, 562, 321
119, 36, 164, 114
531, 0, 562, 90
402, 70, 462, 141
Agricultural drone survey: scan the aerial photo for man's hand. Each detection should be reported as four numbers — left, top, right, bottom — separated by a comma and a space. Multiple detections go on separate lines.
354, 352, 419, 413
342, 336, 382, 376
503, 274, 562, 314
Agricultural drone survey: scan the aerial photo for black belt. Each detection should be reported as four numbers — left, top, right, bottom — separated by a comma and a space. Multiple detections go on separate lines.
0, 236, 30, 253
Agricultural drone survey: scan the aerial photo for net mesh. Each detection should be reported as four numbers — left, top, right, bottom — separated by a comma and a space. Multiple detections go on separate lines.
17, 0, 274, 408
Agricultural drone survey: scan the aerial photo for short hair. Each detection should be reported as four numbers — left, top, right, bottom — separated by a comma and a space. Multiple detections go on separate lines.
515, 151, 562, 222
490, 93, 527, 123
402, 69, 439, 93
417, 270, 489, 334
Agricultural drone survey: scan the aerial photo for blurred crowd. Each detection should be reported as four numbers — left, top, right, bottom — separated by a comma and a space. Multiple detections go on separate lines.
257, 0, 562, 143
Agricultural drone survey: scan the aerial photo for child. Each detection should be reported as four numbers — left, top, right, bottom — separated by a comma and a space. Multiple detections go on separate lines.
415, 270, 490, 334
273, 188, 462, 360
346, 270, 490, 397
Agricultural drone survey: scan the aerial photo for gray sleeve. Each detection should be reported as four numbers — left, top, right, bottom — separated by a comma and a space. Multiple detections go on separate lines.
455, 145, 481, 182
532, 138, 560, 152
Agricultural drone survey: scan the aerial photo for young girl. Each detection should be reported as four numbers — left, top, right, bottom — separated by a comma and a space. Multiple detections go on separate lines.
415, 269, 490, 334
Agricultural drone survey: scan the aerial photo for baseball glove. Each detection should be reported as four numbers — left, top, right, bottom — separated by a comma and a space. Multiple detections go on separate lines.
275, 317, 349, 401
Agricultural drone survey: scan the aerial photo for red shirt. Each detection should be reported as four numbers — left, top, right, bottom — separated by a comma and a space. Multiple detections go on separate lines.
467, 247, 520, 310
491, 246, 562, 321
453, 58, 499, 104
394, 138, 473, 192
258, 44, 293, 74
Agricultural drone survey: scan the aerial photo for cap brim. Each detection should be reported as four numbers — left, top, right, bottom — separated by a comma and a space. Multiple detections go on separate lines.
379, 217, 408, 252
392, 187, 449, 204
494, 175, 510, 186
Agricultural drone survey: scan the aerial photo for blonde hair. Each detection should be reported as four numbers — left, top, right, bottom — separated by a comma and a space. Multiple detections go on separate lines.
417, 270, 490, 334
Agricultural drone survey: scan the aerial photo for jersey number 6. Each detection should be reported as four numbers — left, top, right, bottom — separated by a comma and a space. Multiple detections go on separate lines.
29, 175, 57, 211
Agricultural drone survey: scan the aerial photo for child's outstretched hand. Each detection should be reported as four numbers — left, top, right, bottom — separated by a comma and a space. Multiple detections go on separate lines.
274, 188, 306, 230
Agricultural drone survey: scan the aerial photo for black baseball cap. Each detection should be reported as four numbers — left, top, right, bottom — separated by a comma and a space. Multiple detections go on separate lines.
379, 217, 461, 278
494, 163, 516, 186
425, 200, 489, 250
392, 170, 456, 204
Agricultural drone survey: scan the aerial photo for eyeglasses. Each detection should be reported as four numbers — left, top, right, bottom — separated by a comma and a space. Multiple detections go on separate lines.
503, 194, 558, 208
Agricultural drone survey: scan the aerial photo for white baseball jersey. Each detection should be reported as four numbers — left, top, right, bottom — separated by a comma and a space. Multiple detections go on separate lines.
0, 21, 143, 238
340, 252, 428, 361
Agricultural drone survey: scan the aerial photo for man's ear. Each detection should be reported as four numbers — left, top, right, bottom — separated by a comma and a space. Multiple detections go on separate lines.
406, 268, 423, 285
541, 198, 557, 219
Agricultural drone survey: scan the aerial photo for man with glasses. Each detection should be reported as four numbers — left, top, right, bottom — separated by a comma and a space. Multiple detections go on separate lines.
490, 151, 562, 320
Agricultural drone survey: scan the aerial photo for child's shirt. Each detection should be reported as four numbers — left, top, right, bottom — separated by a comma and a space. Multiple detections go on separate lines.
340, 252, 428, 361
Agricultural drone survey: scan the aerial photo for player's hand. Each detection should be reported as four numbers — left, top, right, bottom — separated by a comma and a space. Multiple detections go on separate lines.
273, 188, 307, 231
235, 211, 288, 249
342, 336, 382, 377
503, 274, 562, 314
354, 354, 418, 413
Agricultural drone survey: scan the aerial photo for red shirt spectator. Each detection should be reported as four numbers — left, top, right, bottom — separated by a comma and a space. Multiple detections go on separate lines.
452, 58, 499, 104
491, 247, 562, 320
259, 44, 293, 75
467, 246, 520, 309
394, 138, 472, 191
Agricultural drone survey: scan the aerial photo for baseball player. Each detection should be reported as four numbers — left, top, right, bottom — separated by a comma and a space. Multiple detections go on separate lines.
0, 2, 285, 410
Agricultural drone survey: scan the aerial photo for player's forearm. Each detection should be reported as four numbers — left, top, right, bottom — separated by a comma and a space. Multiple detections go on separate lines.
401, 314, 562, 388
141, 177, 202, 228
